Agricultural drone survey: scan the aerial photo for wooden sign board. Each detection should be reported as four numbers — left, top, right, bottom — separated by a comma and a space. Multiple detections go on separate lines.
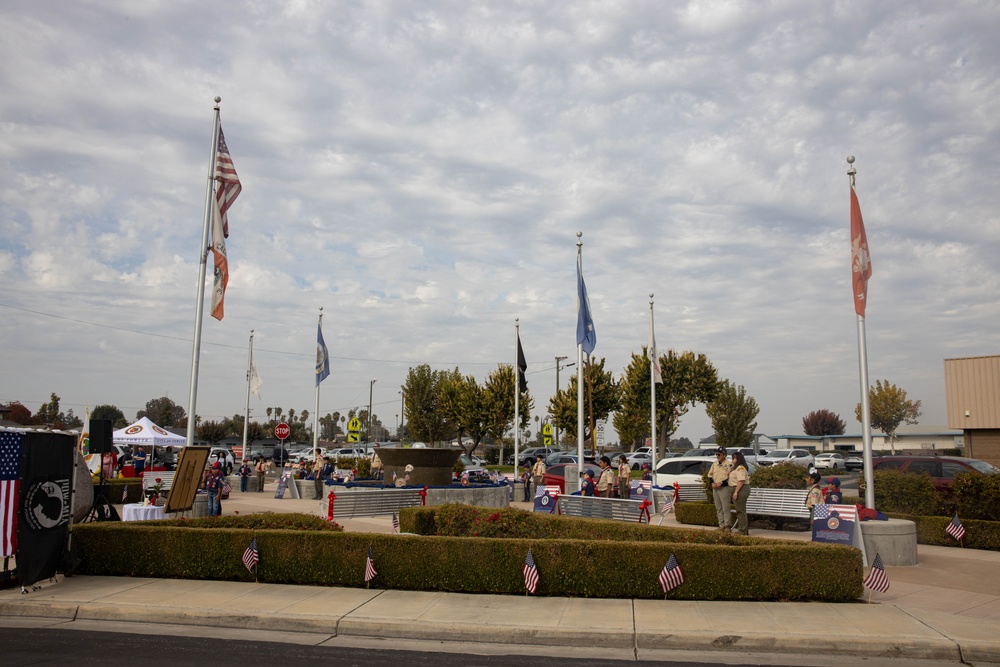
164, 446, 211, 514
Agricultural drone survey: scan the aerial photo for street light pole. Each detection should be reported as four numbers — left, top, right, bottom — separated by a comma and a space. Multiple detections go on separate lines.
368, 379, 377, 443
554, 356, 575, 448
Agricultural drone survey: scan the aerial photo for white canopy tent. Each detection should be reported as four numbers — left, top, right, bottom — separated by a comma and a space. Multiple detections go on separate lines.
113, 417, 186, 447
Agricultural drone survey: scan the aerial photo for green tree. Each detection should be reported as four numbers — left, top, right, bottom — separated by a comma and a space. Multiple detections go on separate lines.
706, 380, 759, 448
654, 350, 719, 459
855, 379, 922, 454
439, 370, 494, 455
614, 349, 657, 451
137, 396, 186, 427
91, 404, 127, 428
34, 393, 64, 428
197, 419, 228, 445
484, 364, 533, 452
319, 411, 342, 440
802, 409, 846, 436
548, 357, 620, 447
402, 364, 452, 445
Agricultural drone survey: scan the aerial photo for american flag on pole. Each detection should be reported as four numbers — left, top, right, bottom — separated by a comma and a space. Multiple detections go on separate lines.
364, 545, 377, 583
391, 512, 400, 534
863, 553, 890, 593
0, 431, 23, 557
946, 515, 966, 541
122, 484, 128, 503
210, 125, 241, 321
523, 549, 539, 594
242, 537, 258, 572
659, 553, 684, 593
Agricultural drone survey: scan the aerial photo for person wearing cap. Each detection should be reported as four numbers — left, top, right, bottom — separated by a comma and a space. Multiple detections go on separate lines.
825, 477, 843, 504
205, 462, 225, 516
805, 470, 823, 521
580, 469, 597, 496
520, 462, 532, 502
641, 463, 652, 482
709, 446, 734, 530
237, 459, 252, 492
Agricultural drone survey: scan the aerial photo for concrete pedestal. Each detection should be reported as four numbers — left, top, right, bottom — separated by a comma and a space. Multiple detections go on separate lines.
859, 518, 917, 566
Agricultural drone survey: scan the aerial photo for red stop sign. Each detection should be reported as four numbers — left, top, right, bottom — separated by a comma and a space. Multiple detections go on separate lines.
274, 422, 290, 440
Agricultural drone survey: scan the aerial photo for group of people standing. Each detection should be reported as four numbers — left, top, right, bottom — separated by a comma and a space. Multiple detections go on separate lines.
709, 446, 752, 535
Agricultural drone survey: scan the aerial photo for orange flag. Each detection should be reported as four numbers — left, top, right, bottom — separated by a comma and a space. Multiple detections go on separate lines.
850, 187, 872, 317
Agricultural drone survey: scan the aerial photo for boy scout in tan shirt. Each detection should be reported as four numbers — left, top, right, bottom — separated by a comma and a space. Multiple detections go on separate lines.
709, 447, 734, 529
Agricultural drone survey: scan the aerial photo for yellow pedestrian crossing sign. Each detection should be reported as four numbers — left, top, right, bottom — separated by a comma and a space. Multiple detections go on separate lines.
542, 423, 553, 446
347, 417, 362, 443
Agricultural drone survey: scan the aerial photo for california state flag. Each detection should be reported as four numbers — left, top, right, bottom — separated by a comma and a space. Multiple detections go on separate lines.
850, 187, 872, 317
210, 195, 229, 320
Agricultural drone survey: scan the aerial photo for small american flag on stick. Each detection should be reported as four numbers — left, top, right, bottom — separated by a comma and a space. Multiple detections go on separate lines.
364, 546, 378, 583
658, 553, 684, 593
863, 553, 890, 594
391, 512, 400, 534
946, 515, 965, 542
242, 538, 258, 573
523, 549, 539, 595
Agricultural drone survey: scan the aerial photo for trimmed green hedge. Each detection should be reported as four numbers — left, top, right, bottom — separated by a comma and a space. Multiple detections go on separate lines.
96, 478, 144, 504
885, 513, 1000, 551
674, 501, 718, 527
71, 507, 862, 601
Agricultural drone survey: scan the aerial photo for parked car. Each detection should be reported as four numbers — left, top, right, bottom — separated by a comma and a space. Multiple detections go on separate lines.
725, 447, 758, 466
327, 447, 366, 460
545, 452, 579, 466
757, 449, 814, 468
845, 453, 864, 471
813, 453, 846, 470
511, 447, 560, 467
541, 462, 602, 494
872, 455, 999, 493
682, 448, 718, 457
209, 447, 235, 476
627, 452, 653, 470
454, 454, 490, 482
654, 456, 757, 488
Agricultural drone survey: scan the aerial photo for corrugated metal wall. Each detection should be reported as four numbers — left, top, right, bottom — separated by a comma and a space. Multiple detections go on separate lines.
944, 356, 1000, 429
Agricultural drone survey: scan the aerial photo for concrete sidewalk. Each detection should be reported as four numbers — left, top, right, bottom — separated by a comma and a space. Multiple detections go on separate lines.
1, 487, 998, 663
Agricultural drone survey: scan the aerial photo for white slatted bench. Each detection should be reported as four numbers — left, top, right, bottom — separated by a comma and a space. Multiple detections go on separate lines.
558, 495, 649, 523
141, 471, 175, 494
745, 487, 811, 520
327, 488, 425, 519
673, 483, 709, 503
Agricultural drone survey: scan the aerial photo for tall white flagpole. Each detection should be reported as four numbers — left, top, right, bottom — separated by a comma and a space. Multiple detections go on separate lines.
575, 234, 585, 494
241, 330, 254, 458
649, 293, 657, 514
185, 96, 222, 447
849, 156, 876, 510
313, 308, 323, 450
514, 318, 520, 477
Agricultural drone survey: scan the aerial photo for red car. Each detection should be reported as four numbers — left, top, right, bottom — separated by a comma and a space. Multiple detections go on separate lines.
872, 455, 998, 493
541, 462, 602, 494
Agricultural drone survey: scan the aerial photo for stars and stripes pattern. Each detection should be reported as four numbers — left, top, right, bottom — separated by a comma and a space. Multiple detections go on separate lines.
523, 549, 539, 594
863, 553, 890, 593
210, 125, 241, 321
946, 515, 966, 541
813, 503, 858, 524
122, 484, 128, 503
242, 538, 258, 573
661, 485, 679, 514
0, 431, 23, 557
364, 546, 377, 583
391, 512, 400, 534
658, 553, 684, 593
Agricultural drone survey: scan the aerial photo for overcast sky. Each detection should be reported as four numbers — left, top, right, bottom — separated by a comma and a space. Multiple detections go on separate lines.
2, 1, 998, 445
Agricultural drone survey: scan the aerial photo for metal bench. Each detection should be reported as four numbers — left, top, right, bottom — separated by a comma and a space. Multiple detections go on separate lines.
557, 495, 649, 523
745, 487, 810, 520
326, 488, 426, 519
673, 483, 709, 503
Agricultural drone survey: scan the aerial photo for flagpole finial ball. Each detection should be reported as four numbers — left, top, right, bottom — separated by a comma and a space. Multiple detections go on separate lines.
215, 96, 221, 104
846, 155, 855, 164
577, 231, 583, 239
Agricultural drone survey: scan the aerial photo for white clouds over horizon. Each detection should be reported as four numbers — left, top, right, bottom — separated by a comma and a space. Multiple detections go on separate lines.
1, 1, 998, 442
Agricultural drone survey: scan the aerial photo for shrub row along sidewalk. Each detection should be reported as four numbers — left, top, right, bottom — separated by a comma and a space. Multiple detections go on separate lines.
71, 505, 861, 601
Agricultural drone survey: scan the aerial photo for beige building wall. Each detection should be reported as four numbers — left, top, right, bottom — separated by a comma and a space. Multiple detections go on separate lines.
944, 355, 1000, 466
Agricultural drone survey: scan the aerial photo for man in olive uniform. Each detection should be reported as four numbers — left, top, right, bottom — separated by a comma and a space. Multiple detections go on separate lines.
709, 447, 734, 530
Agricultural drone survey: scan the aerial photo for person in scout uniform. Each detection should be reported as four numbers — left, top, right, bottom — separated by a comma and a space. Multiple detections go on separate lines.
709, 447, 734, 530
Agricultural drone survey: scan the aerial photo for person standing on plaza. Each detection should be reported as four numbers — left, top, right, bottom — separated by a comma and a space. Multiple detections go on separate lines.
255, 457, 266, 492
825, 477, 843, 504
312, 448, 325, 499
580, 469, 597, 496
133, 446, 147, 477
205, 462, 224, 516
597, 456, 615, 498
371, 443, 383, 480
617, 455, 631, 499
520, 462, 532, 501
729, 451, 751, 535
531, 456, 546, 493
237, 459, 252, 492
709, 447, 734, 530
805, 471, 823, 520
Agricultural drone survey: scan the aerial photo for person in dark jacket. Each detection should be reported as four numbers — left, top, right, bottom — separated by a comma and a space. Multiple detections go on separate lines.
825, 477, 843, 504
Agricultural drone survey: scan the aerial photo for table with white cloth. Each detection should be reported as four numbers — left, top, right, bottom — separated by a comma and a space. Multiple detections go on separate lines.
122, 503, 166, 522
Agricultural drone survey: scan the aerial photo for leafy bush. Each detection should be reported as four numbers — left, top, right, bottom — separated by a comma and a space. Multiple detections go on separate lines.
675, 501, 718, 527
950, 471, 1000, 521
885, 513, 1000, 551
867, 469, 940, 516
434, 505, 535, 538
147, 512, 343, 531
354, 457, 372, 478
750, 462, 807, 489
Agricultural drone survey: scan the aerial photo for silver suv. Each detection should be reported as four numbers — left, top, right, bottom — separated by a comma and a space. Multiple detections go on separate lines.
757, 449, 814, 468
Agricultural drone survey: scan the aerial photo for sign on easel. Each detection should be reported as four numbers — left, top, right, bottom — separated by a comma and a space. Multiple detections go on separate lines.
811, 503, 868, 564
274, 471, 291, 499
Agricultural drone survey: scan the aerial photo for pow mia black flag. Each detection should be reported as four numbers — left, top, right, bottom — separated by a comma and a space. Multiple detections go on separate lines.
17, 432, 74, 588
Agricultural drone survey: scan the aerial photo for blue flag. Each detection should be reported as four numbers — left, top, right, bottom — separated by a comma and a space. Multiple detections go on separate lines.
576, 254, 596, 355
316, 322, 330, 386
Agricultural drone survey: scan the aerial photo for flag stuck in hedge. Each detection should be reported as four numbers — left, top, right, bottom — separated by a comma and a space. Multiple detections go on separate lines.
658, 553, 683, 593
242, 538, 258, 573
523, 549, 539, 594
365, 545, 377, 583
